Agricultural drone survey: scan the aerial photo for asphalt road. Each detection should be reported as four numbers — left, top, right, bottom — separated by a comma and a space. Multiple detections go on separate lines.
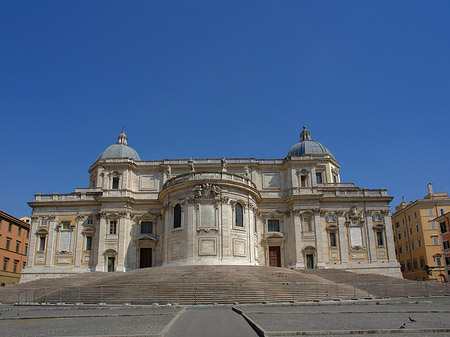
166, 307, 258, 337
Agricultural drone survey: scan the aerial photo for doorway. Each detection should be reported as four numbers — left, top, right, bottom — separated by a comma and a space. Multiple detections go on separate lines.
306, 254, 314, 269
140, 248, 152, 268
269, 246, 281, 267
107, 257, 115, 272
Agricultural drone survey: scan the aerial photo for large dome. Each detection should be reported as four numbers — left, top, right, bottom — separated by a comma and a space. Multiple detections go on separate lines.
96, 131, 141, 161
287, 126, 334, 158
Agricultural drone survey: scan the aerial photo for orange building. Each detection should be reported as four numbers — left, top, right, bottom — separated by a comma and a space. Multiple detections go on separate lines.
392, 184, 450, 282
0, 211, 30, 286
434, 211, 450, 282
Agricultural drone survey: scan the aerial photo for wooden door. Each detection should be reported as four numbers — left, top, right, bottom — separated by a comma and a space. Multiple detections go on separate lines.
107, 257, 115, 272
140, 248, 152, 268
269, 246, 281, 267
306, 254, 314, 269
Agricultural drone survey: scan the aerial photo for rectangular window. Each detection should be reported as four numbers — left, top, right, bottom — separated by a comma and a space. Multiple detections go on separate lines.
39, 236, 46, 251
418, 239, 422, 247
86, 236, 92, 251
430, 221, 436, 229
396, 221, 400, 228
402, 218, 405, 225
420, 258, 425, 268
436, 256, 442, 266
401, 263, 405, 272
18, 227, 21, 236
268, 220, 280, 232
3, 258, 9, 271
411, 241, 415, 250
440, 222, 447, 234
8, 223, 12, 232
403, 230, 407, 238
87, 218, 94, 225
407, 261, 411, 271
6, 238, 11, 250
398, 233, 401, 240
316, 172, 323, 184
443, 241, 449, 250
405, 243, 409, 252
446, 257, 450, 266
112, 177, 119, 189
25, 244, 28, 255
140, 221, 153, 234
26, 230, 29, 239
13, 260, 19, 273
428, 209, 434, 216
399, 246, 403, 254
301, 175, 307, 187
408, 215, 411, 222
416, 224, 420, 232
409, 227, 413, 235
109, 220, 117, 234
432, 236, 439, 245
376, 231, 384, 247
414, 211, 417, 219
413, 260, 418, 270
329, 232, 337, 248
15, 241, 20, 253
441, 209, 445, 215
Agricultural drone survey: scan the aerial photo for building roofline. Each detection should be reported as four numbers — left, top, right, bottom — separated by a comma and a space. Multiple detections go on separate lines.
0, 210, 31, 229
392, 198, 450, 217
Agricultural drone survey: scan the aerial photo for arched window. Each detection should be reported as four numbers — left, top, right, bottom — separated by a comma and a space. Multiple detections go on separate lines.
235, 203, 243, 227
174, 204, 181, 228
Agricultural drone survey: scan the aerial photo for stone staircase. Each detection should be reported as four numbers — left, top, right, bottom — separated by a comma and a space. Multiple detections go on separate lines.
302, 269, 450, 298
1, 266, 448, 305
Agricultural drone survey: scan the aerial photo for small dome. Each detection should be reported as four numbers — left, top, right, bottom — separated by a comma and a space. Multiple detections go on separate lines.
96, 130, 141, 161
287, 126, 334, 158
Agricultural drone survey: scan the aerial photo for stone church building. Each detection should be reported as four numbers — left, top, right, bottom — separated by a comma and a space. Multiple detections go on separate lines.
22, 127, 401, 282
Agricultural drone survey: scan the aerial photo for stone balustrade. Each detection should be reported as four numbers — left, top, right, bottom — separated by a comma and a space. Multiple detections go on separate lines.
163, 171, 257, 189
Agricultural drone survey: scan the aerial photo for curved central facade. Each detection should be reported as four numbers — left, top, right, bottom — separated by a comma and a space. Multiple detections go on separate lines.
23, 127, 401, 282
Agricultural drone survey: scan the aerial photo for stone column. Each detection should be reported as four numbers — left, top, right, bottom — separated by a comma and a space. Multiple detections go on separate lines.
384, 214, 397, 262
46, 216, 56, 267
338, 214, 349, 264
292, 211, 304, 268
314, 213, 325, 267
365, 214, 375, 263
95, 213, 107, 271
73, 215, 85, 267
164, 206, 170, 264
116, 212, 129, 271
27, 217, 39, 267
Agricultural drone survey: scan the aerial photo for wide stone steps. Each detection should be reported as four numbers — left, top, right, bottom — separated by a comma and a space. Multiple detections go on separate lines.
17, 283, 366, 305
2, 266, 449, 305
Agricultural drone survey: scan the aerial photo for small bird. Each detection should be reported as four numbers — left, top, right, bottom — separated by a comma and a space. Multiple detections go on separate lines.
409, 317, 416, 322
399, 323, 406, 329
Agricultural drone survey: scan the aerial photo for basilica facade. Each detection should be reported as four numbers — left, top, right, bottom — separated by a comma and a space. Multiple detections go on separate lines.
22, 127, 401, 282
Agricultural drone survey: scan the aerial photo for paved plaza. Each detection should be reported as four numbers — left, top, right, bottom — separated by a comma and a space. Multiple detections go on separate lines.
1, 297, 450, 336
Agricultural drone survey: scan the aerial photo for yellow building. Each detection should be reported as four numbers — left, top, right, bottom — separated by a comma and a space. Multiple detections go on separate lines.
392, 184, 450, 282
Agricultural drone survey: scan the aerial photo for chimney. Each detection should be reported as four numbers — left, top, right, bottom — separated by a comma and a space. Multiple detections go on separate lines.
402, 196, 406, 204
427, 183, 433, 195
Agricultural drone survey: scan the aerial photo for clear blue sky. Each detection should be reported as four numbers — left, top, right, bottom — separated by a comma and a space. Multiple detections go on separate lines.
1, 0, 449, 218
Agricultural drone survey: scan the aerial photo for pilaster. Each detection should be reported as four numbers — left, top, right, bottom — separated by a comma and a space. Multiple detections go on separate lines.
338, 215, 349, 263
95, 214, 107, 271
